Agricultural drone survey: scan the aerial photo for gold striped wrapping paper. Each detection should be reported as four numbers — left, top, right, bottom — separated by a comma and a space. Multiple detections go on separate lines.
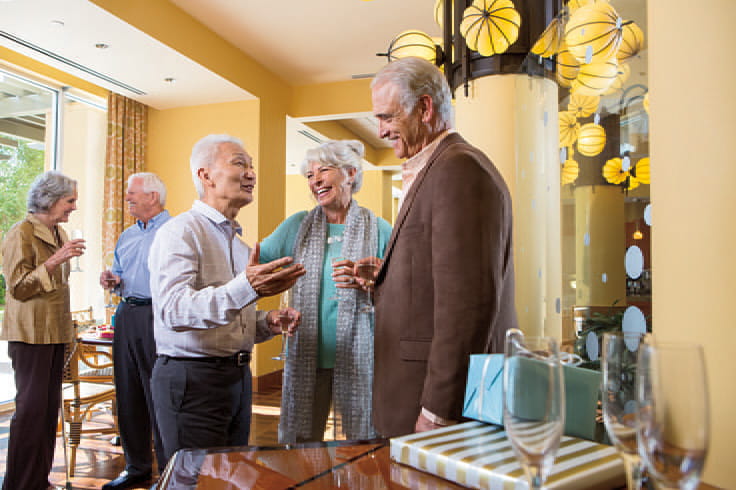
390, 421, 625, 489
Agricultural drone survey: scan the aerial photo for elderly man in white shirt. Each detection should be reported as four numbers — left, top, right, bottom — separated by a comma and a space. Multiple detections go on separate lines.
148, 134, 305, 473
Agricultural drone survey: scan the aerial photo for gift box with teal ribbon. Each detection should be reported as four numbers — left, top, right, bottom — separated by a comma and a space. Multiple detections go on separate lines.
462, 353, 602, 440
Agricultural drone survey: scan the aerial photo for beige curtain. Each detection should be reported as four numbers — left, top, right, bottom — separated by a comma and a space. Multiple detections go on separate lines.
101, 93, 147, 267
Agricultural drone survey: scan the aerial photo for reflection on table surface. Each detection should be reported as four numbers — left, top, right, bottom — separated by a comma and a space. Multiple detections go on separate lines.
157, 437, 723, 490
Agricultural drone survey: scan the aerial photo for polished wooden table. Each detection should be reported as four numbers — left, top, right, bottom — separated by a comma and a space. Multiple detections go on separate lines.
157, 438, 720, 489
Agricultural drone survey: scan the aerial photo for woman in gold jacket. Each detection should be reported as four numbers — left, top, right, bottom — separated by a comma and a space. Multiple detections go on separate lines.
1, 170, 85, 490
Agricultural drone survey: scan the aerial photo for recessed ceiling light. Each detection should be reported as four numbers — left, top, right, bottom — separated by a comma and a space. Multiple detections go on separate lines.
50, 20, 65, 28
164, 77, 176, 83
95, 43, 110, 49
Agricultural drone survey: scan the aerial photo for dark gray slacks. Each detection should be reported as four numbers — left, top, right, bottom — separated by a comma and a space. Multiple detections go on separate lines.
151, 356, 252, 470
113, 302, 165, 475
3, 342, 65, 490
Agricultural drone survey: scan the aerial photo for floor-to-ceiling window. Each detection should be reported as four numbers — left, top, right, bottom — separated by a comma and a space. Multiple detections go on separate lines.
0, 67, 106, 406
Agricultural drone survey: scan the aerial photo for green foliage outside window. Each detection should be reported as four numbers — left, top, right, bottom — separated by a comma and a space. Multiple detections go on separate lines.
0, 138, 46, 306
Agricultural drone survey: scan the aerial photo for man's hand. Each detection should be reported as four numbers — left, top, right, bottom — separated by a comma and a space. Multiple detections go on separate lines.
414, 412, 445, 433
246, 243, 306, 297
99, 270, 121, 289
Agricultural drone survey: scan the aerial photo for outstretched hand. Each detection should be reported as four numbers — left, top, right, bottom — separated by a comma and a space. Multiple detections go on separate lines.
246, 243, 306, 297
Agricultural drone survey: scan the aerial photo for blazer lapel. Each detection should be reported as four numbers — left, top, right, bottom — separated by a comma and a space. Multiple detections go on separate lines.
377, 133, 462, 283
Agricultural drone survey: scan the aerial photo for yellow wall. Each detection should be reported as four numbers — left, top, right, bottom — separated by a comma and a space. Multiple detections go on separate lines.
649, 0, 736, 485
291, 79, 373, 118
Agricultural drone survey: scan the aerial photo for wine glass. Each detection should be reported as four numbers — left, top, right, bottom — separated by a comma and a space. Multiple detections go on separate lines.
356, 257, 379, 313
71, 229, 84, 272
636, 339, 709, 490
272, 289, 292, 361
503, 328, 564, 490
602, 332, 646, 490
327, 256, 346, 301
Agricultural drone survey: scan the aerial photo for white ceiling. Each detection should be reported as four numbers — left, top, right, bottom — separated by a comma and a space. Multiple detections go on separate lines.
0, 0, 441, 110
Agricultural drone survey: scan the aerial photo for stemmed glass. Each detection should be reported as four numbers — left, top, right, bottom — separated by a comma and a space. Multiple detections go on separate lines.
356, 257, 379, 313
272, 289, 292, 361
601, 332, 646, 490
636, 339, 709, 490
327, 256, 346, 301
503, 328, 564, 490
71, 229, 84, 272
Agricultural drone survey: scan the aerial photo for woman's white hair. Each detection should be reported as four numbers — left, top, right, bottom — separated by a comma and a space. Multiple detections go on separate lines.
128, 172, 167, 206
27, 170, 77, 213
189, 134, 244, 197
299, 139, 365, 193
371, 56, 453, 129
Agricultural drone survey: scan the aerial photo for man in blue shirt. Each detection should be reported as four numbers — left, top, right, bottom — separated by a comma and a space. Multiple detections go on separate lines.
100, 172, 171, 490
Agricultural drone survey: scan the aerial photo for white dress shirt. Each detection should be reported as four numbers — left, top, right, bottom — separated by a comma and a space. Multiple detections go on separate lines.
148, 200, 272, 358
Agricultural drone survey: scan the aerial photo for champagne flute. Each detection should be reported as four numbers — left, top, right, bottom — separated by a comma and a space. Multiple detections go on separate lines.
272, 289, 292, 361
356, 257, 379, 313
71, 229, 84, 272
503, 328, 564, 490
636, 339, 709, 490
602, 332, 646, 490
327, 256, 346, 301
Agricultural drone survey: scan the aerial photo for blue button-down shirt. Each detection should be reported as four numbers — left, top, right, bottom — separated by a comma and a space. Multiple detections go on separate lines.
112, 210, 171, 299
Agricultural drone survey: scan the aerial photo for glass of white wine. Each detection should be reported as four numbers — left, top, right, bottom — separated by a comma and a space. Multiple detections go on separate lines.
327, 256, 346, 301
71, 229, 84, 272
356, 257, 379, 313
602, 332, 646, 490
272, 289, 292, 361
636, 339, 709, 490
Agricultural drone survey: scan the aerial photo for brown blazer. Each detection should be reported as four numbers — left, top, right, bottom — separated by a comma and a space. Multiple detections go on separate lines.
372, 133, 518, 437
0, 214, 74, 344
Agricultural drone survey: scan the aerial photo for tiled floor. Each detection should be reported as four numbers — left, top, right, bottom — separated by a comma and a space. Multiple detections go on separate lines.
0, 387, 286, 490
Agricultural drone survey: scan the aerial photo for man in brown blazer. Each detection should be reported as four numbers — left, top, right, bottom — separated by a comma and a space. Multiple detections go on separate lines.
366, 57, 518, 438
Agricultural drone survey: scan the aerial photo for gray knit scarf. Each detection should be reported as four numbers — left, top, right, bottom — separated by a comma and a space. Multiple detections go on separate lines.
278, 200, 378, 443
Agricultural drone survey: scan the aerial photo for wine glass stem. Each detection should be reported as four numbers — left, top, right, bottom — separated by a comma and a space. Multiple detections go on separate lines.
621, 453, 643, 490
525, 464, 544, 490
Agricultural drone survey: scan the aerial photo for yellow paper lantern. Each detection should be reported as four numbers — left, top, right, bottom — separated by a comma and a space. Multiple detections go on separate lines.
565, 2, 624, 64
602, 61, 630, 95
643, 92, 650, 113
602, 157, 628, 184
434, 0, 455, 30
556, 43, 580, 88
635, 157, 650, 184
571, 59, 619, 96
531, 17, 561, 58
561, 158, 580, 185
460, 0, 521, 57
568, 93, 600, 118
617, 21, 644, 61
559, 111, 579, 147
627, 175, 641, 190
387, 30, 440, 64
577, 122, 606, 156
566, 0, 609, 14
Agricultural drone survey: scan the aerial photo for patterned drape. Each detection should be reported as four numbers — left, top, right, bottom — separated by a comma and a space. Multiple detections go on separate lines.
101, 93, 147, 267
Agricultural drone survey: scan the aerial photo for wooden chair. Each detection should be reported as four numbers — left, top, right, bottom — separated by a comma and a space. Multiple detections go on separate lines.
60, 307, 118, 476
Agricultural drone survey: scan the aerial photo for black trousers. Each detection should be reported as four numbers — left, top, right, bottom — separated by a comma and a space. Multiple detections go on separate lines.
113, 302, 165, 475
151, 356, 252, 470
3, 342, 65, 490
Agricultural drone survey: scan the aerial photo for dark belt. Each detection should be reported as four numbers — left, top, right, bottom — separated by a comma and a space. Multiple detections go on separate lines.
123, 297, 152, 306
161, 351, 251, 367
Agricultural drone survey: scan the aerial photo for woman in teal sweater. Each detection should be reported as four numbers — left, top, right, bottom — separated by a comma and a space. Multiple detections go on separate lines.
260, 139, 391, 443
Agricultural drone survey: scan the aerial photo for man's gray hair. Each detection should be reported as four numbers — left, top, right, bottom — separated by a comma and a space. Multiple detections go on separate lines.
190, 134, 244, 198
128, 172, 167, 206
299, 139, 365, 193
371, 57, 453, 127
27, 170, 77, 213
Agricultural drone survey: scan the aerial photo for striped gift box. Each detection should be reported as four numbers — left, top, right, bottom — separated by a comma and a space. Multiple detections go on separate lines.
390, 421, 625, 489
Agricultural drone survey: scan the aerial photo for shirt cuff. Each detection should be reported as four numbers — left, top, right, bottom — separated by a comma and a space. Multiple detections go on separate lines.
227, 271, 259, 307
421, 407, 457, 427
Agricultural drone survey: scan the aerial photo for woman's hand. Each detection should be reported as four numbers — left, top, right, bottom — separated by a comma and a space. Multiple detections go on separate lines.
332, 258, 361, 289
353, 257, 382, 292
45, 238, 85, 273
267, 307, 301, 336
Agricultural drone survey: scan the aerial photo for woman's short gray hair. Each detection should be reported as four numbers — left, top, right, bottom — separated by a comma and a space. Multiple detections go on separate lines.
190, 134, 244, 198
299, 139, 365, 193
27, 170, 77, 214
128, 172, 167, 206
372, 56, 453, 128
